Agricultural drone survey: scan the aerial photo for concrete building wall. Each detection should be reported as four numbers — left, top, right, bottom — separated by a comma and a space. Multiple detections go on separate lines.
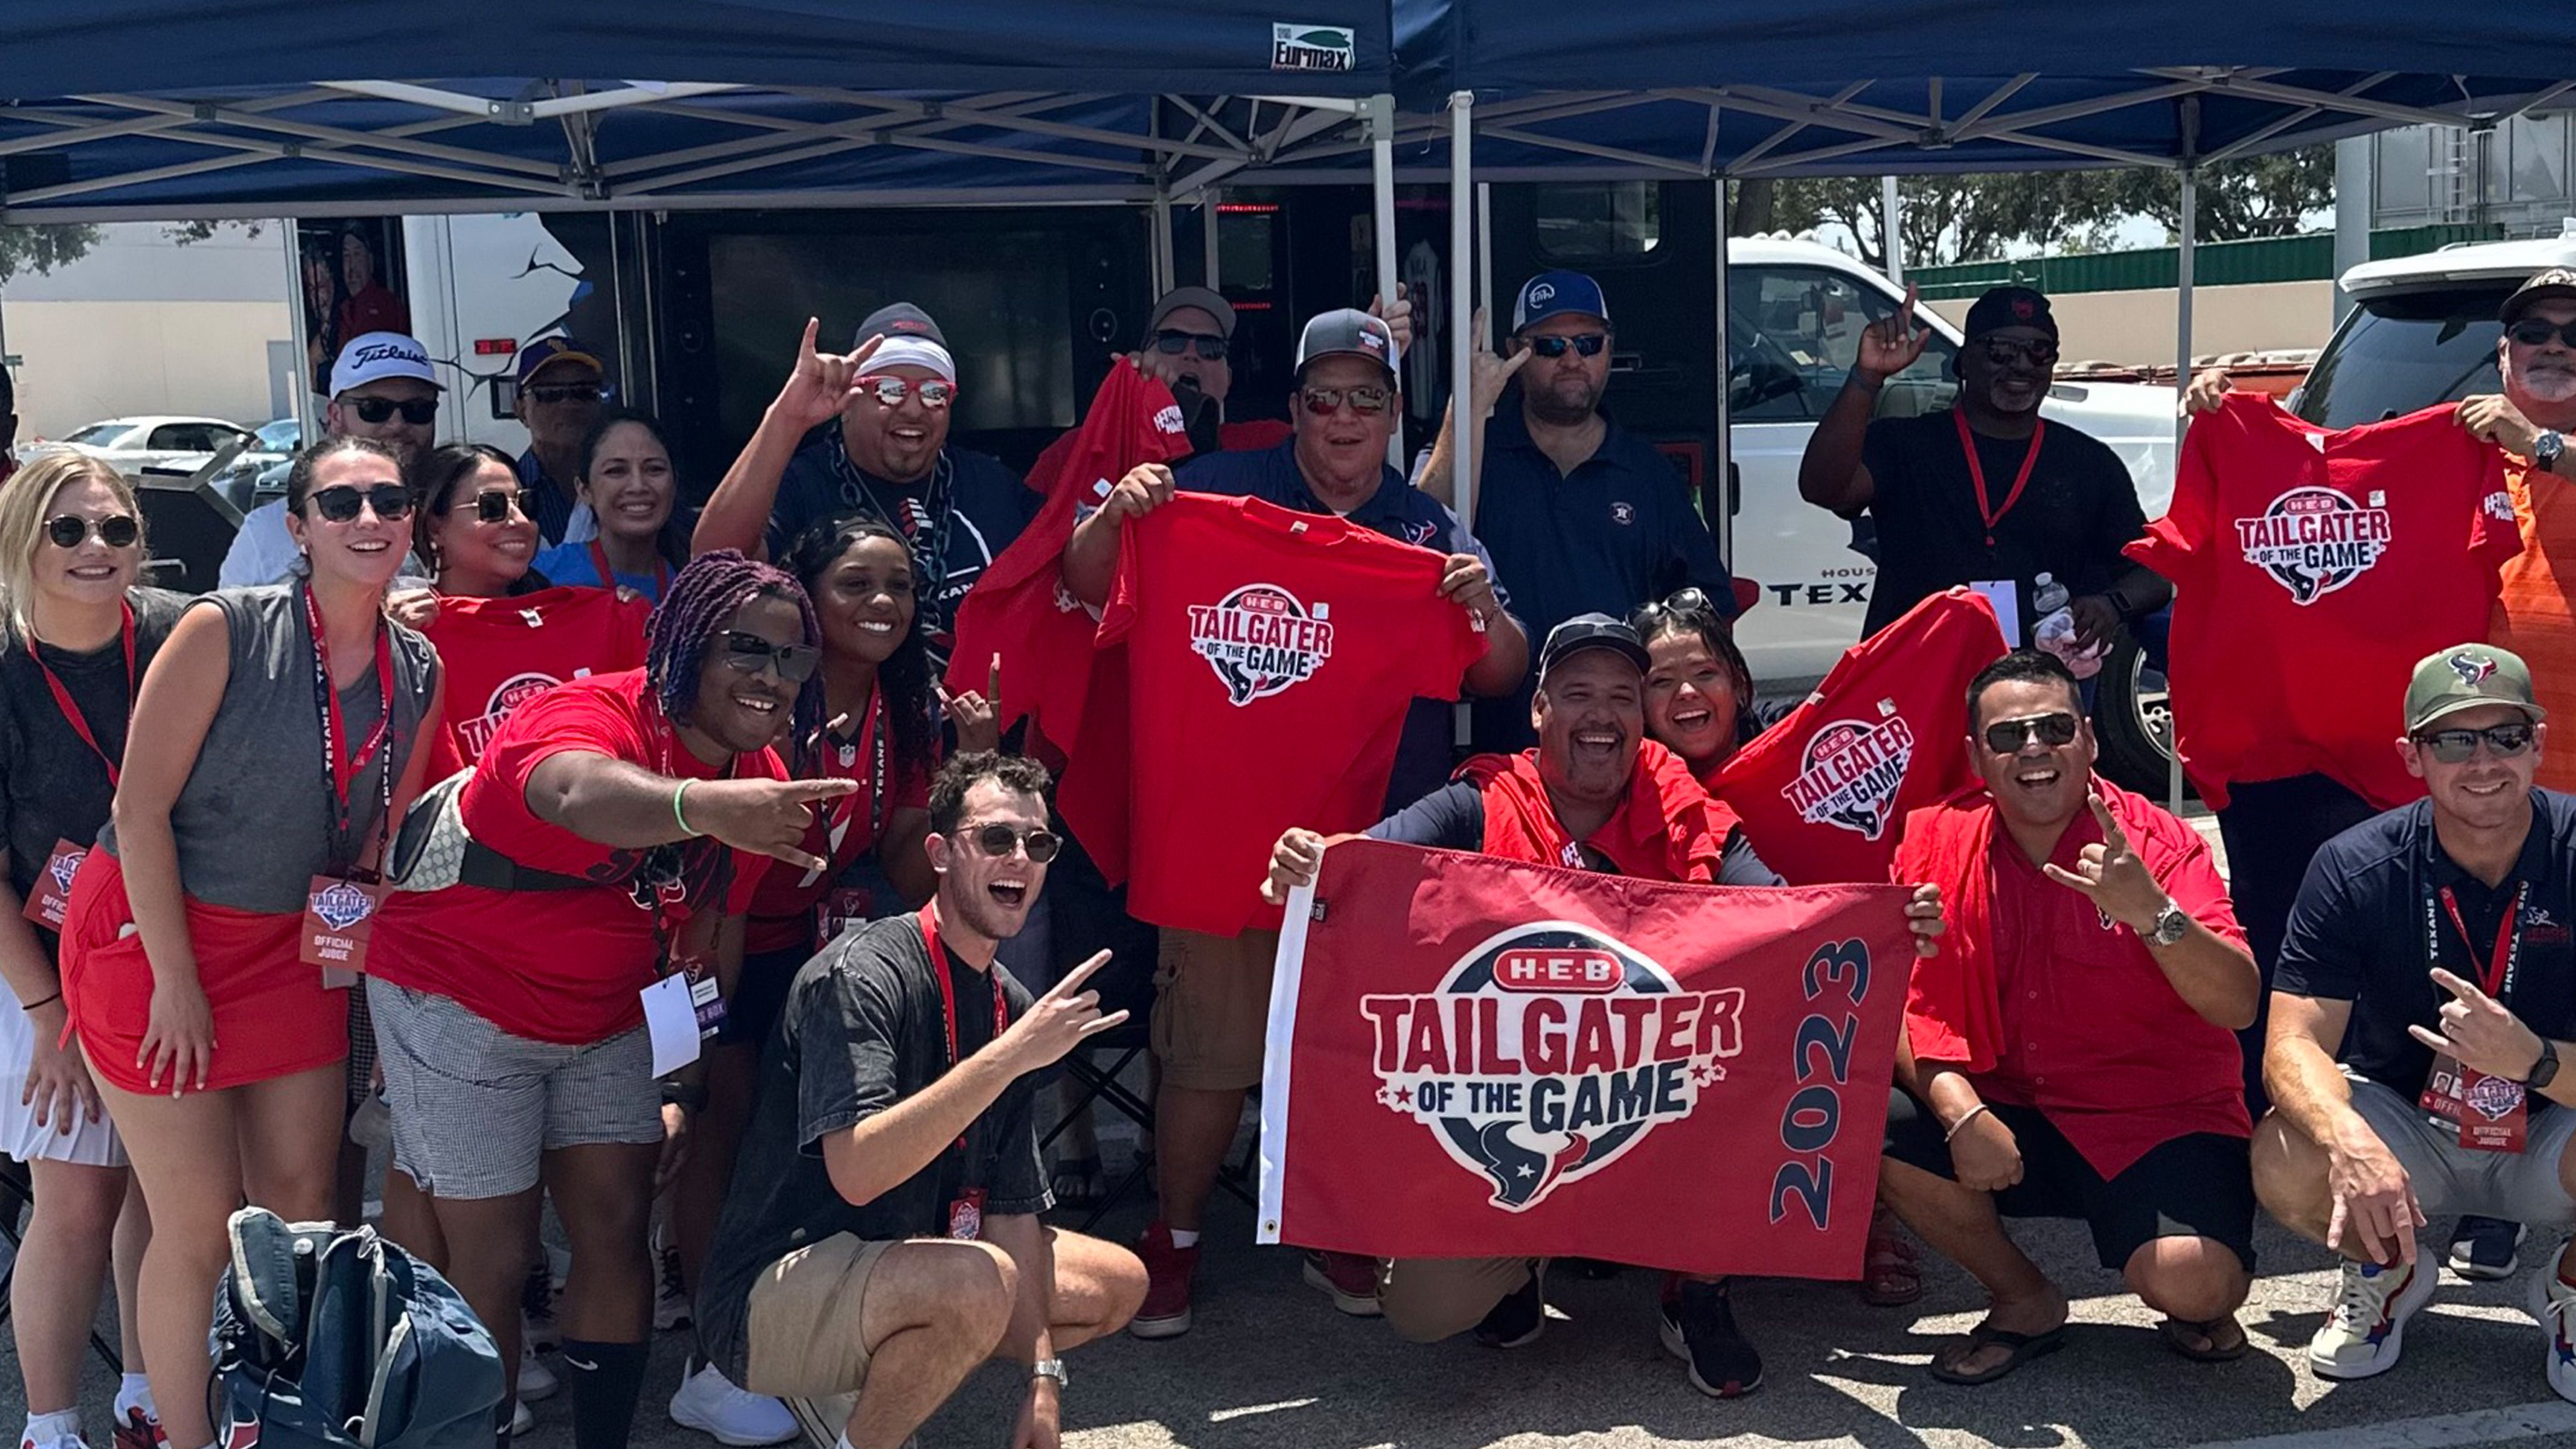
1925, 279, 2337, 369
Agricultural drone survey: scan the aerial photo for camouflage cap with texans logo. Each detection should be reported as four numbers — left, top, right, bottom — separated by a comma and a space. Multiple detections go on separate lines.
2502, 268, 2576, 326
2406, 642, 2545, 734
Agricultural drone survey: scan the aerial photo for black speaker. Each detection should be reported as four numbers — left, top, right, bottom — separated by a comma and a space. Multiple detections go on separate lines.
134, 470, 243, 595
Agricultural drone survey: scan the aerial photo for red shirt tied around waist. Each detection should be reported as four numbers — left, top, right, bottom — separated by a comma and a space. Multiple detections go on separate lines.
948, 360, 1188, 762
421, 584, 650, 776
1896, 779, 2250, 1177
1713, 588, 2007, 885
2127, 393, 2521, 810
1459, 740, 1737, 882
741, 684, 931, 955
1059, 493, 1489, 936
371, 669, 781, 1044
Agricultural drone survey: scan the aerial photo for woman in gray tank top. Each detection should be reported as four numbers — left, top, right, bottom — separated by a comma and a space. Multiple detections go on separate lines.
58, 438, 445, 1449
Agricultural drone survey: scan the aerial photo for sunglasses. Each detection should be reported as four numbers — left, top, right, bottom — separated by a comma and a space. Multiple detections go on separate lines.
345, 397, 440, 427
524, 383, 605, 406
719, 630, 821, 685
957, 822, 1063, 864
469, 489, 530, 524
45, 514, 140, 550
308, 483, 414, 524
2413, 721, 2537, 764
1980, 337, 2060, 368
2508, 318, 2576, 350
1299, 384, 1393, 416
1151, 330, 1229, 362
857, 375, 955, 409
1982, 711, 2081, 754
1524, 333, 1608, 359
1633, 586, 1716, 628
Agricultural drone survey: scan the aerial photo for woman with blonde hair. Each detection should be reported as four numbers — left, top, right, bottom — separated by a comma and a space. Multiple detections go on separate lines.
58, 437, 445, 1449
0, 452, 183, 1449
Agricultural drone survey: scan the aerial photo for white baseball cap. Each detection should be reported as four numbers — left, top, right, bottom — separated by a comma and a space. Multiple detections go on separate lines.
330, 332, 443, 396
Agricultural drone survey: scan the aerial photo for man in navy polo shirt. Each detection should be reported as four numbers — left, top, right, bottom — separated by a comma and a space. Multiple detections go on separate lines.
1417, 270, 1733, 751
1059, 306, 1530, 1339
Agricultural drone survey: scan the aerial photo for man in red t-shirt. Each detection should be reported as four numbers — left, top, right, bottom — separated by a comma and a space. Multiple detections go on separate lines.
1887, 649, 2259, 1385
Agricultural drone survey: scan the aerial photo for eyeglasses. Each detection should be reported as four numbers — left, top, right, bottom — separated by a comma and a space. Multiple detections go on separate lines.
1982, 711, 2081, 754
718, 631, 821, 685
343, 397, 440, 427
857, 375, 956, 409
1151, 330, 1229, 362
2413, 721, 2537, 764
470, 489, 531, 524
45, 514, 140, 550
1298, 384, 1393, 416
308, 484, 414, 524
523, 384, 605, 406
1524, 333, 1608, 359
1632, 587, 1716, 628
1980, 337, 2060, 369
2508, 318, 2576, 350
957, 822, 1063, 864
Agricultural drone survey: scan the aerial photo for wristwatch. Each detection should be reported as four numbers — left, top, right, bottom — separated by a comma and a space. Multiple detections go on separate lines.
2146, 899, 2190, 948
2526, 1038, 2562, 1092
1031, 1358, 1070, 1389
2538, 430, 2567, 475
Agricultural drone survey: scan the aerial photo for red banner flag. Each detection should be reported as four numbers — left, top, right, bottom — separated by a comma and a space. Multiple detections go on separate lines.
1258, 838, 1909, 1280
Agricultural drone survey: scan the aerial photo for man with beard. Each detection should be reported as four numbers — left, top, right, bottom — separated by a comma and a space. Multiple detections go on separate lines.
219, 331, 441, 587
1799, 286, 2169, 651
695, 752, 1147, 1449
1416, 272, 1733, 752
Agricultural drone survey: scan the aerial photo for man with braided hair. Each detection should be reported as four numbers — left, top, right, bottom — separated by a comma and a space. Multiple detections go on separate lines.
371, 550, 860, 1449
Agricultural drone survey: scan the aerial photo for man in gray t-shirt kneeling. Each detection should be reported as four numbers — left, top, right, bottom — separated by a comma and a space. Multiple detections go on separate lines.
697, 752, 1145, 1449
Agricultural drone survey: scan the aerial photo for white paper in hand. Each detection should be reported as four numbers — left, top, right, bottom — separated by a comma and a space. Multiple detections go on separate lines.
641, 974, 704, 1076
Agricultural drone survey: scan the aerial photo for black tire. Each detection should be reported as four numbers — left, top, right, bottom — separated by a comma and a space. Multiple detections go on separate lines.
2092, 632, 2185, 800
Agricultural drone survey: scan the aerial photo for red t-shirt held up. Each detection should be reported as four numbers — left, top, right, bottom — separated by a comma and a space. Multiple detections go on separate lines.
371, 670, 781, 1044
1712, 588, 2006, 885
2127, 394, 2521, 810
742, 685, 932, 955
949, 361, 1187, 759
1058, 493, 1489, 937
421, 585, 652, 777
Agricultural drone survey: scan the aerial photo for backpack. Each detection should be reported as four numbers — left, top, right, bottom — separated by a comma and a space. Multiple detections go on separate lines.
211, 1208, 504, 1449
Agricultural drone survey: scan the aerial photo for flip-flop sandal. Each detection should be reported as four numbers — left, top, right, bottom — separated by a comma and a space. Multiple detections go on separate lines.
1860, 1231, 1922, 1307
1049, 1154, 1106, 1209
1929, 1322, 2067, 1386
2157, 1315, 2248, 1363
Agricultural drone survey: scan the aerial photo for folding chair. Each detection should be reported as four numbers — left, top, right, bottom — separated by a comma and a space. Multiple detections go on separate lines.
0, 1155, 124, 1373
1042, 1024, 1257, 1234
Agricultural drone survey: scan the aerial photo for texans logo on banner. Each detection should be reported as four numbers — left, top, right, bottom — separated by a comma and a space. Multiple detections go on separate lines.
1362, 923, 1740, 1211
310, 880, 378, 932
47, 847, 84, 897
1781, 713, 1913, 841
1189, 583, 1335, 706
2234, 485, 2392, 604
458, 671, 567, 758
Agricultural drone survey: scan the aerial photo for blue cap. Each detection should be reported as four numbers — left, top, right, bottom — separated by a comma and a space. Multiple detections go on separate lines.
514, 336, 603, 386
1512, 270, 1609, 334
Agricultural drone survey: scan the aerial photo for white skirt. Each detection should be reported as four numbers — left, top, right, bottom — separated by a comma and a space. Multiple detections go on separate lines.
0, 994, 126, 1168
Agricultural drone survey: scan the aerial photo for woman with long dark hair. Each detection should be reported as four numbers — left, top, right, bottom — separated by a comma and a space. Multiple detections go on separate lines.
62, 437, 444, 1449
533, 412, 691, 602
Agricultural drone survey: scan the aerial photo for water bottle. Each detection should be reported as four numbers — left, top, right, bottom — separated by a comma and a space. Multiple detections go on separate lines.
2031, 572, 2104, 679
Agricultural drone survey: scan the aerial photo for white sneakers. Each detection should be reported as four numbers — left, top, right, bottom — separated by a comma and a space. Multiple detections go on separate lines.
669, 1361, 800, 1447
2310, 1255, 2436, 1380
2534, 1269, 2576, 1404
518, 1345, 559, 1402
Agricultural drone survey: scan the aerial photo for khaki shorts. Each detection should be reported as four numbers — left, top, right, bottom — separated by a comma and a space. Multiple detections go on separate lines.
742, 1234, 899, 1399
1378, 1256, 1532, 1344
1149, 927, 1279, 1092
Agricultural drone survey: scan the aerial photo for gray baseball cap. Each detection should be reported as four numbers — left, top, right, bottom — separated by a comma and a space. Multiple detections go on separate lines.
1293, 308, 1398, 384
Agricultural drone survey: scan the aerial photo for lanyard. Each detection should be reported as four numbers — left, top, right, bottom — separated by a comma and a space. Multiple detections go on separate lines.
1952, 408, 2048, 549
825, 690, 890, 850
588, 538, 671, 598
2429, 879, 2531, 1004
304, 584, 397, 872
832, 448, 956, 640
921, 903, 1009, 1151
28, 603, 136, 788
640, 691, 738, 938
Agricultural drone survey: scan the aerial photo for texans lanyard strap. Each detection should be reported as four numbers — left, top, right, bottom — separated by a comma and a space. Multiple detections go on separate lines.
1952, 408, 2047, 550
921, 903, 1008, 1152
30, 603, 136, 787
2425, 876, 2530, 1007
304, 586, 397, 874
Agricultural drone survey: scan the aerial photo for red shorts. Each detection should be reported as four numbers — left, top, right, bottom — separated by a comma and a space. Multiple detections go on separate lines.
60, 851, 348, 1095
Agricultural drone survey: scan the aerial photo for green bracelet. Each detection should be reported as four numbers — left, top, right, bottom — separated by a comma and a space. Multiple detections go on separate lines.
672, 780, 700, 838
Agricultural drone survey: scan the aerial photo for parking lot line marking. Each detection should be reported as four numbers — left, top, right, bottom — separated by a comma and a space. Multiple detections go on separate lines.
2186, 1402, 2576, 1449
1205, 1397, 1319, 1422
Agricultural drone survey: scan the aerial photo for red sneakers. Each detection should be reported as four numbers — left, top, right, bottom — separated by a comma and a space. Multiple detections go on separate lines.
1130, 1220, 1200, 1339
1301, 1250, 1384, 1317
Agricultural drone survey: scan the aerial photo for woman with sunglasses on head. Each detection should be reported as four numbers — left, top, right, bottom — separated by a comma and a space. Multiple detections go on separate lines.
0, 455, 182, 1449
367, 552, 855, 1449
58, 437, 444, 1449
535, 412, 691, 603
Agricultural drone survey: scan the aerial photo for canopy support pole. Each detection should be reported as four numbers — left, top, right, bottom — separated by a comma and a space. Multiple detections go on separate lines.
1202, 188, 1222, 288
1881, 175, 1904, 283
2168, 104, 2199, 818
1448, 91, 1475, 526
1368, 92, 1401, 470
1713, 174, 1733, 569
1151, 188, 1175, 297
1476, 181, 1493, 323
281, 222, 316, 427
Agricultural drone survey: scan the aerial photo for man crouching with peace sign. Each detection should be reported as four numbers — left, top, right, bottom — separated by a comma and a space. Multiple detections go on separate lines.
696, 752, 1146, 1449
2259, 643, 2576, 1403
1886, 648, 2262, 1386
